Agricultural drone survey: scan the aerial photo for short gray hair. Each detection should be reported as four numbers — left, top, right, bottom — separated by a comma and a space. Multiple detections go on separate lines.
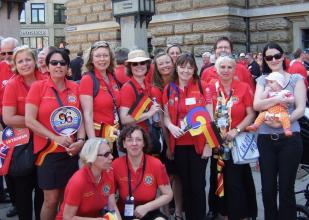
80, 138, 108, 164
215, 56, 236, 73
1, 37, 19, 48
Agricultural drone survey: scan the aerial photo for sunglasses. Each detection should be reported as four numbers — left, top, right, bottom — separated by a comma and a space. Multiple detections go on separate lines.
97, 151, 112, 158
0, 51, 14, 56
264, 53, 283, 61
50, 60, 67, 66
91, 41, 109, 49
131, 61, 147, 67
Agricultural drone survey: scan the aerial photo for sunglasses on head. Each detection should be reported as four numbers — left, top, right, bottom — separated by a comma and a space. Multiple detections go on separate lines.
50, 60, 67, 66
264, 53, 283, 61
0, 51, 14, 56
131, 61, 147, 67
91, 41, 109, 49
97, 151, 112, 158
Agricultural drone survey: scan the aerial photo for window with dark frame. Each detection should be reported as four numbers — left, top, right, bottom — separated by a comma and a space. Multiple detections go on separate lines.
54, 4, 66, 24
302, 29, 309, 49
20, 9, 26, 23
31, 3, 45, 23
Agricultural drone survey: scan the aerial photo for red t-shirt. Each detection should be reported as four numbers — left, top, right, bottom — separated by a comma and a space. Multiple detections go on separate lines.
79, 69, 121, 125
0, 61, 15, 116
26, 77, 80, 153
288, 60, 308, 88
120, 77, 152, 132
56, 165, 115, 219
112, 154, 169, 212
114, 64, 130, 85
206, 80, 253, 128
201, 63, 255, 92
145, 63, 155, 85
3, 70, 45, 116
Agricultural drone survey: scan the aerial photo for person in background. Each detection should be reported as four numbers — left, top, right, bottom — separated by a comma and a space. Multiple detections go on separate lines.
163, 53, 212, 220
56, 138, 121, 220
112, 125, 173, 220
256, 52, 263, 71
37, 46, 57, 77
200, 51, 213, 75
2, 45, 44, 220
70, 51, 84, 81
237, 52, 247, 67
166, 44, 182, 64
254, 42, 306, 220
288, 48, 308, 88
303, 49, 309, 71
245, 53, 261, 81
0, 37, 19, 218
114, 47, 130, 85
25, 49, 85, 220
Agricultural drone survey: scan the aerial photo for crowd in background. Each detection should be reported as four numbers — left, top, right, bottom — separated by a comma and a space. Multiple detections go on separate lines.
0, 35, 308, 220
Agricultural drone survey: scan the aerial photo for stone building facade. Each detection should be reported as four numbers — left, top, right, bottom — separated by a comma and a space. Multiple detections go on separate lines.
65, 0, 309, 56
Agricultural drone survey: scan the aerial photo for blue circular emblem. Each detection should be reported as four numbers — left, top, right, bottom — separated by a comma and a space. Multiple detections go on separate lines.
102, 184, 110, 196
50, 106, 82, 136
144, 175, 153, 185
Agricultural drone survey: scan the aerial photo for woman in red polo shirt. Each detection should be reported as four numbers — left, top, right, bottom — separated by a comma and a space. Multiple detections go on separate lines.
162, 53, 212, 220
112, 125, 173, 220
207, 56, 257, 219
56, 138, 121, 220
2, 45, 44, 220
25, 49, 85, 220
119, 49, 161, 133
79, 41, 121, 156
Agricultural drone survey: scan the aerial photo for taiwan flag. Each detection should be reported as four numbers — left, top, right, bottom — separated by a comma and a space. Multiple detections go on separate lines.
0, 144, 13, 175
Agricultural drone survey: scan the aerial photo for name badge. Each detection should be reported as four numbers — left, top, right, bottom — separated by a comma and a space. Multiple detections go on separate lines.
185, 97, 196, 105
124, 196, 134, 217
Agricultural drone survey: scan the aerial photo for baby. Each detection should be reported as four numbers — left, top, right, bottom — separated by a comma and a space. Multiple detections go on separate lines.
247, 72, 294, 136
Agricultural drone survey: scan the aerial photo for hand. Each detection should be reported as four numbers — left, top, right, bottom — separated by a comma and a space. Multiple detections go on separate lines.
148, 103, 161, 117
166, 147, 174, 160
66, 140, 84, 156
224, 129, 238, 142
168, 124, 185, 138
53, 136, 73, 148
201, 144, 212, 159
134, 204, 149, 219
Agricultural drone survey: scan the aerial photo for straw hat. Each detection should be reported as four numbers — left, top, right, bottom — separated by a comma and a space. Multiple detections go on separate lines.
126, 49, 151, 63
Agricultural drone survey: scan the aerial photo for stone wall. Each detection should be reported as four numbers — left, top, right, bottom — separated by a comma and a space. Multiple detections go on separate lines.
65, 0, 308, 56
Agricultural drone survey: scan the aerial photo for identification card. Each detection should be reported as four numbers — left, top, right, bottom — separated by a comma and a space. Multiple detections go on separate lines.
185, 97, 196, 105
124, 196, 134, 217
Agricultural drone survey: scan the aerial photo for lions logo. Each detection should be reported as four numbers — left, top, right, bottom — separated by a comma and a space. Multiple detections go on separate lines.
67, 94, 77, 104
102, 184, 111, 196
144, 174, 154, 186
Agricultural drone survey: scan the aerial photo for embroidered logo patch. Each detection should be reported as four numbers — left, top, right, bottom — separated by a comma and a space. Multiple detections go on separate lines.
102, 184, 111, 196
67, 94, 77, 103
144, 174, 154, 186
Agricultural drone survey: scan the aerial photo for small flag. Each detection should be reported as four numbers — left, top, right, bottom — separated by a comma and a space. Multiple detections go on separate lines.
2, 127, 30, 148
128, 94, 151, 120
216, 157, 225, 197
0, 144, 13, 175
35, 141, 58, 166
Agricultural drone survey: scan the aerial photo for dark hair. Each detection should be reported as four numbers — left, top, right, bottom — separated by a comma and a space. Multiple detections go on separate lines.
172, 53, 199, 82
262, 42, 287, 74
115, 47, 129, 65
153, 52, 174, 91
77, 51, 83, 57
117, 125, 151, 153
166, 44, 182, 54
153, 48, 165, 57
214, 36, 233, 52
126, 61, 151, 77
45, 48, 70, 67
293, 48, 303, 59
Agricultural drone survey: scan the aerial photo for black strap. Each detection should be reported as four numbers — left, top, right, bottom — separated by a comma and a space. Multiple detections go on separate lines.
51, 87, 64, 107
197, 79, 204, 96
126, 154, 146, 197
88, 70, 100, 97
128, 81, 139, 98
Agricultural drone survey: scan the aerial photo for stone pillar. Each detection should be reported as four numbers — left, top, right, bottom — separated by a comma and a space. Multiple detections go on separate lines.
120, 16, 148, 51
0, 2, 21, 39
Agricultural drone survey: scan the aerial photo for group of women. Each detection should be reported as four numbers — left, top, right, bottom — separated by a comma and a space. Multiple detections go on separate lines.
1, 39, 306, 220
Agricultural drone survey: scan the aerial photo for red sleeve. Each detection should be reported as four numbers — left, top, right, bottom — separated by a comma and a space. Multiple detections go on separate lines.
242, 84, 253, 107
238, 65, 255, 92
26, 81, 43, 107
120, 83, 136, 108
288, 64, 308, 87
64, 175, 84, 206
201, 66, 214, 83
79, 74, 93, 96
105, 170, 115, 194
151, 87, 163, 106
154, 159, 169, 186
2, 80, 17, 107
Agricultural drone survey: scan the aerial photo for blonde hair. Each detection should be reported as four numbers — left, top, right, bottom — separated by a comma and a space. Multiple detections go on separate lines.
80, 138, 108, 164
12, 45, 37, 74
214, 56, 236, 73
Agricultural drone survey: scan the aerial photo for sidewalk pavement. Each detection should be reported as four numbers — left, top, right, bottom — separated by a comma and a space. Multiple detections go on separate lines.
0, 163, 308, 220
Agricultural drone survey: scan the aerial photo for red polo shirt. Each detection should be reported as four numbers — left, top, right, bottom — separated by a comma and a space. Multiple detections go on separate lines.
120, 77, 152, 131
3, 70, 45, 116
26, 77, 80, 153
114, 64, 130, 85
0, 61, 15, 116
201, 63, 255, 92
112, 154, 169, 212
288, 60, 308, 88
150, 86, 163, 106
79, 68, 121, 126
206, 79, 253, 128
56, 165, 115, 219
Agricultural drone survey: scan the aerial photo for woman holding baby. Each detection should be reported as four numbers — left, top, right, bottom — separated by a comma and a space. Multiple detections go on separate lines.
253, 42, 306, 220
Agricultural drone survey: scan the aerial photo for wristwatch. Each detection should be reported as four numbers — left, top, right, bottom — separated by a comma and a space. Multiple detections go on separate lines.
235, 127, 241, 133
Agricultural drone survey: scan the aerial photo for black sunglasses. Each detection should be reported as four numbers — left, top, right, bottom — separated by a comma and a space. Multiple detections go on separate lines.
97, 151, 112, 158
50, 60, 67, 66
131, 61, 147, 66
0, 51, 14, 56
264, 53, 283, 61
